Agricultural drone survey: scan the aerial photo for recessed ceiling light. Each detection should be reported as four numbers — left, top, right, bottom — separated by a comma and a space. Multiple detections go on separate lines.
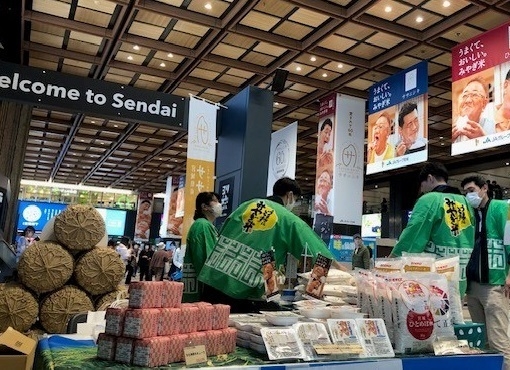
441, 142, 445, 146
506, 162, 509, 166
91, 120, 95, 123
337, 63, 344, 69
416, 16, 423, 23
133, 45, 140, 51
375, 184, 378, 189
322, 73, 328, 78
100, 142, 105, 145
443, 0, 451, 7
113, 124, 118, 128
80, 139, 84, 142
439, 136, 444, 139
127, 55, 133, 60
204, 3, 212, 10
167, 53, 173, 58
310, 56, 316, 62
296, 66, 302, 71
160, 62, 166, 67
384, 6, 392, 12
274, 102, 280, 106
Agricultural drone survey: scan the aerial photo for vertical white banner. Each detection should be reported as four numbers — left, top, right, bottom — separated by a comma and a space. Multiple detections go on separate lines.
266, 121, 298, 195
159, 176, 173, 237
333, 95, 365, 225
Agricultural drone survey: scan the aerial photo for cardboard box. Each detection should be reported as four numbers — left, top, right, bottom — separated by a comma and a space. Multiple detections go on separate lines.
0, 327, 37, 370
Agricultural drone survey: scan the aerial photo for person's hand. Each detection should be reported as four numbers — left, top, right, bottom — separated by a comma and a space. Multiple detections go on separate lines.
395, 141, 407, 157
452, 119, 465, 141
464, 119, 486, 139
315, 196, 329, 214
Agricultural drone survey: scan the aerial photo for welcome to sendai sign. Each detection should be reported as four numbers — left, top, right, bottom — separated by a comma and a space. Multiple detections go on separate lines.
0, 61, 187, 128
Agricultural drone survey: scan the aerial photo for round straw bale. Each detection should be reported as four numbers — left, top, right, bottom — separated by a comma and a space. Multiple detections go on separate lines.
18, 241, 74, 294
0, 283, 39, 332
95, 285, 129, 311
54, 204, 106, 251
75, 248, 125, 295
39, 285, 94, 334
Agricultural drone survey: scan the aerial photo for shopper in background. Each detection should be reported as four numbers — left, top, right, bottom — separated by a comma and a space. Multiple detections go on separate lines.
16, 226, 36, 262
182, 192, 221, 302
390, 162, 475, 298
169, 243, 184, 281
124, 243, 136, 285
351, 234, 370, 270
197, 178, 345, 312
131, 243, 140, 277
115, 237, 130, 265
138, 243, 153, 281
150, 242, 171, 281
461, 175, 510, 370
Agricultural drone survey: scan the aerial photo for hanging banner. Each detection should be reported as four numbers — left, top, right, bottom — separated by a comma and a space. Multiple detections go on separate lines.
266, 121, 298, 196
134, 191, 154, 241
451, 20, 510, 155
314, 94, 336, 217
160, 176, 182, 238
332, 95, 365, 225
182, 97, 219, 302
366, 61, 428, 175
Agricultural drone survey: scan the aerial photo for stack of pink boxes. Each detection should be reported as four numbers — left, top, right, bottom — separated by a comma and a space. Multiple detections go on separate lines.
96, 281, 237, 367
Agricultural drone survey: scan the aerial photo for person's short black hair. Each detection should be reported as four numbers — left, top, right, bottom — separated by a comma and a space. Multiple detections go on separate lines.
398, 102, 418, 127
320, 118, 333, 132
505, 69, 510, 81
461, 175, 486, 189
272, 177, 302, 197
120, 236, 130, 245
107, 239, 116, 247
418, 162, 449, 183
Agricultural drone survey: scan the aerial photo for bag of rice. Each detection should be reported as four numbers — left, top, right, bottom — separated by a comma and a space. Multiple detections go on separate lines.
401, 253, 436, 273
383, 273, 404, 345
374, 258, 402, 274
428, 273, 455, 338
435, 256, 464, 324
393, 274, 435, 354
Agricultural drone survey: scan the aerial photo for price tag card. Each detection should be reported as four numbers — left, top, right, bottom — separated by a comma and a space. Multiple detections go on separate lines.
184, 345, 207, 366
313, 343, 364, 355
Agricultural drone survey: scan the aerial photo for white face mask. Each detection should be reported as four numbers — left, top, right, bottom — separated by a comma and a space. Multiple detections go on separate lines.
211, 202, 223, 217
285, 195, 296, 211
466, 192, 482, 208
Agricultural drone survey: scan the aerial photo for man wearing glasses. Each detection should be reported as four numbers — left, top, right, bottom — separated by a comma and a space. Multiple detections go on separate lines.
453, 78, 495, 142
395, 101, 427, 156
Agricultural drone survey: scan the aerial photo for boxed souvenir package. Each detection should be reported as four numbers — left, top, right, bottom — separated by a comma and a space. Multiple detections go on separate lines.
132, 336, 171, 367
196, 302, 214, 331
293, 322, 331, 361
123, 308, 160, 339
260, 327, 305, 361
219, 327, 237, 354
356, 318, 395, 358
167, 334, 189, 363
212, 304, 230, 330
180, 305, 199, 333
304, 254, 332, 300
261, 250, 280, 301
188, 331, 207, 348
105, 307, 126, 336
158, 307, 181, 336
128, 281, 163, 309
161, 281, 184, 308
327, 319, 366, 357
114, 337, 134, 364
205, 330, 223, 356
96, 333, 117, 361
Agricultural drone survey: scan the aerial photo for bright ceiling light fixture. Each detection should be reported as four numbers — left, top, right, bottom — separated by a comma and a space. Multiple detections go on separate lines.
416, 16, 423, 23
310, 56, 317, 62
443, 0, 451, 7
204, 3, 212, 10
127, 55, 133, 60
384, 6, 392, 13
167, 53, 174, 58
133, 45, 140, 51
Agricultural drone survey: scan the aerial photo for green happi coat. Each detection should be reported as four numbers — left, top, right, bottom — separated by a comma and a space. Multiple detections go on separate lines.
392, 191, 475, 297
198, 199, 334, 300
182, 217, 219, 302
476, 199, 510, 286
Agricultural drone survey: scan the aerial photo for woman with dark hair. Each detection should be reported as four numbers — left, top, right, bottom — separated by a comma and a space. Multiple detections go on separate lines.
183, 191, 221, 301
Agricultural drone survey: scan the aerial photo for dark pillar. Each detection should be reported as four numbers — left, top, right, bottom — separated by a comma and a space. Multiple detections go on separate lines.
383, 170, 420, 238
0, 101, 32, 242
216, 86, 273, 213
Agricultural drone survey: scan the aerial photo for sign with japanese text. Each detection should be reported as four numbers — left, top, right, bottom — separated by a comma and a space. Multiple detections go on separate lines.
367, 61, 428, 175
451, 20, 510, 155
180, 97, 219, 241
266, 121, 297, 196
